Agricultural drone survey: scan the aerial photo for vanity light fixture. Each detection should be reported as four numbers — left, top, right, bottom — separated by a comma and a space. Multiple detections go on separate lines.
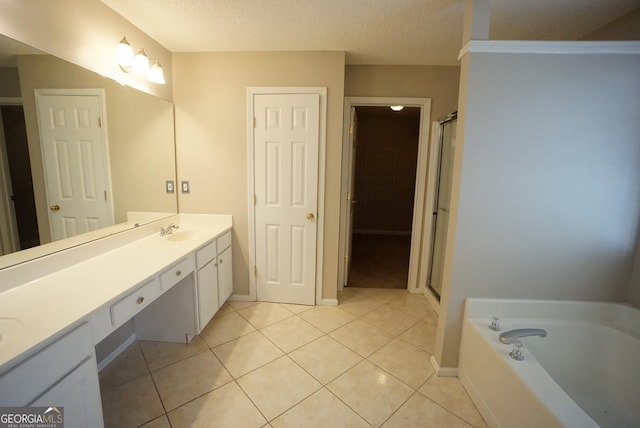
116, 37, 166, 84
390, 105, 404, 111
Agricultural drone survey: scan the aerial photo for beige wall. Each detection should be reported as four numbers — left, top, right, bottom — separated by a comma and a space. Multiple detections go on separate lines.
17, 55, 176, 243
582, 7, 640, 41
0, 68, 21, 97
0, 0, 172, 100
345, 65, 461, 122
173, 51, 345, 299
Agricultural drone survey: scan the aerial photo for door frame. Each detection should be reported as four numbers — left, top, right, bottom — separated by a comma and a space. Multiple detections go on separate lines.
34, 88, 114, 241
338, 97, 431, 293
246, 87, 327, 304
0, 97, 23, 254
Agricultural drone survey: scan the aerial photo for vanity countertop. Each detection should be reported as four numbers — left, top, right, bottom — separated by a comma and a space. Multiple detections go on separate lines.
0, 214, 232, 372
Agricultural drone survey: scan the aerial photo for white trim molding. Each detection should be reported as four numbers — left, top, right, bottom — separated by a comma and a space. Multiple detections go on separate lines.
459, 40, 640, 60
321, 298, 338, 306
430, 355, 458, 377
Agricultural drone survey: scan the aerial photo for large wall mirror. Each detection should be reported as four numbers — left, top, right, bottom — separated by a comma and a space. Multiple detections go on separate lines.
0, 34, 177, 269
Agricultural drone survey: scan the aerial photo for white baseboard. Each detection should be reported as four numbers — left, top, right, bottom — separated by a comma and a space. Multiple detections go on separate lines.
321, 298, 338, 306
430, 355, 458, 377
97, 333, 136, 372
229, 293, 254, 302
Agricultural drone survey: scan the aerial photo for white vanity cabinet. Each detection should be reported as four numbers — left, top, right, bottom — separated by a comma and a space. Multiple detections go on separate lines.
0, 323, 103, 428
196, 231, 233, 331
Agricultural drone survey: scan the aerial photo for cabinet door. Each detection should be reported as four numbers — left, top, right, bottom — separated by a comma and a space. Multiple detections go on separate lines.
30, 357, 104, 428
217, 246, 233, 306
197, 258, 219, 331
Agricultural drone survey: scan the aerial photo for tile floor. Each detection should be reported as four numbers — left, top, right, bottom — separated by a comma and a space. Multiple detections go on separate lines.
99, 288, 487, 427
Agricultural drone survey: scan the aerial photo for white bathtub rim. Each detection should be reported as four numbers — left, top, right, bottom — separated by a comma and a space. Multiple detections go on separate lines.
461, 319, 600, 428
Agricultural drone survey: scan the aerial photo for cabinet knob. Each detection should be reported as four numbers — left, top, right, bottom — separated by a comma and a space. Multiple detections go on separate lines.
176, 270, 182, 276
136, 296, 144, 304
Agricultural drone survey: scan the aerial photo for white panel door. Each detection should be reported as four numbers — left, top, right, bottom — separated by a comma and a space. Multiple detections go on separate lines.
36, 93, 112, 241
254, 93, 320, 305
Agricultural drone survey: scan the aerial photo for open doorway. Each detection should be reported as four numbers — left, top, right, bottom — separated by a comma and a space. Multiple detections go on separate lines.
348, 106, 420, 288
339, 97, 431, 292
0, 103, 39, 255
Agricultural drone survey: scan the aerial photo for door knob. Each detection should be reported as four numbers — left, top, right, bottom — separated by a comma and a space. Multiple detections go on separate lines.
50, 204, 60, 212
306, 213, 315, 221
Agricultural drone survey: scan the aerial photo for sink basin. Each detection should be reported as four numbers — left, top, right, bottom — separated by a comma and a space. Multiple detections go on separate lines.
166, 230, 199, 242
0, 318, 24, 345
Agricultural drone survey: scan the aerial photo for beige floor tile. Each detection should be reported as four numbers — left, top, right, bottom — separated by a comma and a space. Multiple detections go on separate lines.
387, 294, 434, 319
398, 320, 437, 354
298, 306, 356, 333
213, 331, 283, 377
327, 360, 413, 427
271, 388, 370, 428
382, 392, 472, 428
168, 381, 266, 428
237, 356, 321, 421
238, 302, 295, 329
228, 300, 259, 310
214, 301, 236, 317
361, 305, 420, 337
280, 303, 314, 314
419, 376, 487, 428
368, 338, 435, 389
140, 415, 171, 428
260, 316, 323, 353
140, 335, 209, 371
200, 311, 256, 348
152, 350, 233, 410
424, 311, 439, 325
289, 336, 362, 385
101, 374, 164, 428
362, 288, 407, 303
338, 294, 382, 317
99, 343, 149, 391
329, 319, 393, 357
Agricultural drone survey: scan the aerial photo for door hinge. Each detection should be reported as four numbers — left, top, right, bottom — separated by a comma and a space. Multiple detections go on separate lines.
253, 117, 256, 128
254, 194, 257, 205
347, 192, 351, 202
98, 117, 102, 128
254, 266, 257, 276
344, 256, 349, 263
104, 190, 107, 201
349, 124, 353, 136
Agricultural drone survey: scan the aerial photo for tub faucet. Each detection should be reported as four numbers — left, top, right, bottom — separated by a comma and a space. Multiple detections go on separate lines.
499, 328, 547, 344
160, 223, 180, 236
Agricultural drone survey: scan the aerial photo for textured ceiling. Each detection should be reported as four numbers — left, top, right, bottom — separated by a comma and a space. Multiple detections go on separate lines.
99, 1, 640, 65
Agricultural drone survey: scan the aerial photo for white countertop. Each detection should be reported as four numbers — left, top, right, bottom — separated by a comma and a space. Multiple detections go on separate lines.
0, 214, 232, 372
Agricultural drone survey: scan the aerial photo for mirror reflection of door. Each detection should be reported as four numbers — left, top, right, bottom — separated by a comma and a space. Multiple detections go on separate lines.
0, 104, 39, 254
35, 90, 113, 241
428, 116, 456, 300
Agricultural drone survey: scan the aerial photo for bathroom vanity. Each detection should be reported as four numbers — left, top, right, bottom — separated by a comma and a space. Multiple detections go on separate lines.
0, 214, 232, 428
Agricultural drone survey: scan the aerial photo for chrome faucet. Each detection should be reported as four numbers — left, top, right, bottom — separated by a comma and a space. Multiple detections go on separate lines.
159, 223, 180, 236
499, 328, 547, 344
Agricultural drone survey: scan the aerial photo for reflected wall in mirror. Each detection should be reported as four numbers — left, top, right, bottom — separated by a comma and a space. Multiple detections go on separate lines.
0, 34, 177, 269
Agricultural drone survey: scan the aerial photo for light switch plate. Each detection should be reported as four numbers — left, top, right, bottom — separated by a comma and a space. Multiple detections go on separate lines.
165, 180, 175, 193
181, 181, 190, 194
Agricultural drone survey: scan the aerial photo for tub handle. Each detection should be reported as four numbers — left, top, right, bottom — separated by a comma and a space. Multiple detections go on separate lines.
499, 328, 547, 344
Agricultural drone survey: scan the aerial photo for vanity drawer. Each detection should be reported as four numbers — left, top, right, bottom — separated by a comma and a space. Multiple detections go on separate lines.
160, 256, 195, 290
196, 240, 217, 268
217, 231, 232, 252
110, 278, 160, 326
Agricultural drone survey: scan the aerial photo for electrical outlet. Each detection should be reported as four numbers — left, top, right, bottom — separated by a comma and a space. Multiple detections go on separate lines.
165, 180, 175, 193
181, 181, 190, 194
